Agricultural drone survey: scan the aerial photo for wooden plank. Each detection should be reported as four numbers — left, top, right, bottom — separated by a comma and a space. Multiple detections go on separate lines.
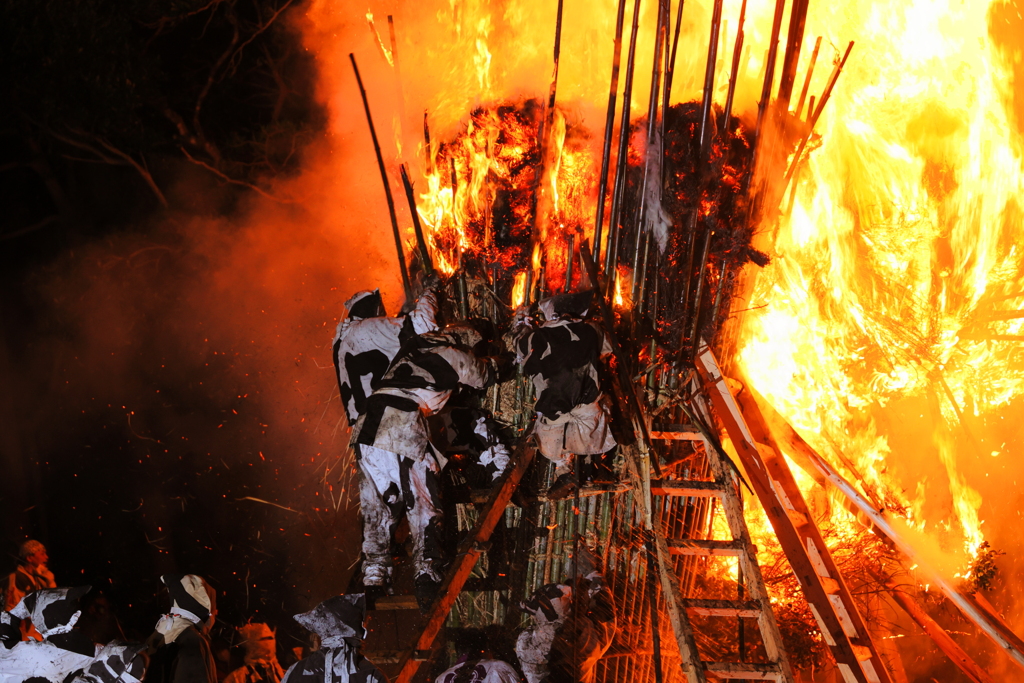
363, 650, 406, 665
667, 538, 745, 556
393, 441, 537, 683
651, 430, 703, 440
704, 661, 783, 680
652, 479, 723, 497
370, 595, 419, 611
682, 598, 762, 618
468, 482, 632, 504
696, 346, 890, 683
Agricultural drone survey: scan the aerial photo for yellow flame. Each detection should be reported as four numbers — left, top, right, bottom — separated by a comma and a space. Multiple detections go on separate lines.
365, 11, 394, 67
511, 271, 527, 308
738, 0, 1024, 573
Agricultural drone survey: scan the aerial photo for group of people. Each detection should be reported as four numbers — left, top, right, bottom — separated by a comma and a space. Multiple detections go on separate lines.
1, 563, 612, 683
333, 283, 621, 613
329, 278, 621, 681
0, 564, 389, 683
0, 277, 622, 682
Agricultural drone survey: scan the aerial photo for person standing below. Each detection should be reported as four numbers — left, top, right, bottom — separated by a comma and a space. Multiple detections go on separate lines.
4, 540, 57, 641
224, 623, 285, 683
514, 291, 618, 500
333, 287, 438, 428
4, 540, 57, 611
145, 574, 218, 683
282, 594, 386, 683
434, 628, 520, 683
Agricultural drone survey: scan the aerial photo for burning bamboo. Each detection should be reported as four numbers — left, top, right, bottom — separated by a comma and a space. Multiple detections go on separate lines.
777, 0, 810, 109
423, 111, 433, 175
781, 41, 854, 189
679, 0, 726, 355
696, 0, 725, 161
399, 163, 435, 277
794, 36, 822, 119
741, 0, 787, 219
528, 0, 565, 248
666, 0, 685, 102
603, 0, 644, 286
633, 0, 668, 313
349, 53, 412, 300
593, 0, 629, 266
721, 0, 748, 128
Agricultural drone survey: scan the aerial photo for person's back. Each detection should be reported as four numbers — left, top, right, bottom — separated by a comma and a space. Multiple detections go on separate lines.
333, 288, 437, 425
435, 628, 520, 683
148, 626, 217, 683
435, 658, 520, 683
518, 319, 607, 420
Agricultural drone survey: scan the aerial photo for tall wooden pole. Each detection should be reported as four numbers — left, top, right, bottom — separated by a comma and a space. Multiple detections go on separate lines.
349, 53, 412, 300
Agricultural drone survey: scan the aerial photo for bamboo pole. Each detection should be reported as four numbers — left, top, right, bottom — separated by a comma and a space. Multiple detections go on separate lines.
794, 36, 822, 119
721, 0, 748, 128
594, 0, 629, 268
786, 425, 1024, 672
604, 0, 645, 288
777, 0, 810, 109
349, 53, 412, 300
399, 163, 435, 277
781, 41, 854, 190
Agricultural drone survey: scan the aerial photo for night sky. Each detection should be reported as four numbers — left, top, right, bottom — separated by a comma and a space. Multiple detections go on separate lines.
0, 0, 383, 653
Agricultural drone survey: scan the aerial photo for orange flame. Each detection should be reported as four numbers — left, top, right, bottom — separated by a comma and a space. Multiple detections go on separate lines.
511, 271, 527, 309
737, 0, 1024, 572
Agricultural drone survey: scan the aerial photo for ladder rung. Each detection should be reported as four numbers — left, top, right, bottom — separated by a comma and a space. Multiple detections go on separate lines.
704, 661, 783, 680
651, 479, 723, 497
682, 598, 761, 618
650, 429, 703, 441
668, 539, 746, 556
362, 650, 405, 665
370, 595, 419, 611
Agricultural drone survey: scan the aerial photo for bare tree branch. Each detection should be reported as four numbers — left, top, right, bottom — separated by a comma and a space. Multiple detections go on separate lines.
50, 128, 169, 208
226, 0, 294, 78
1, 214, 60, 241
180, 147, 294, 203
192, 0, 239, 164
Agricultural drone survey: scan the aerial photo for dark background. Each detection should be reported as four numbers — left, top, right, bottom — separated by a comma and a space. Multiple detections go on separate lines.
0, 0, 376, 653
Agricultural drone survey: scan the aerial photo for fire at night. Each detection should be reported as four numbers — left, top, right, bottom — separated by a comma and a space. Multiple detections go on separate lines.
2, 0, 1024, 682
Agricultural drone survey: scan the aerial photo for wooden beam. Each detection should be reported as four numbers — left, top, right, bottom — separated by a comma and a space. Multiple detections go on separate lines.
704, 660, 783, 680
652, 479, 724, 497
682, 598, 762, 618
393, 441, 537, 683
886, 583, 995, 683
667, 539, 746, 557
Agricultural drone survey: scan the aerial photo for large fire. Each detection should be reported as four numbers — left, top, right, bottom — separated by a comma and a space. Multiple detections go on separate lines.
737, 0, 1023, 584
303, 0, 1024, 677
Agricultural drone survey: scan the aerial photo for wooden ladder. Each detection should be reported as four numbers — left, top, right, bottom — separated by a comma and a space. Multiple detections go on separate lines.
637, 416, 796, 682
391, 440, 536, 683
694, 345, 894, 683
